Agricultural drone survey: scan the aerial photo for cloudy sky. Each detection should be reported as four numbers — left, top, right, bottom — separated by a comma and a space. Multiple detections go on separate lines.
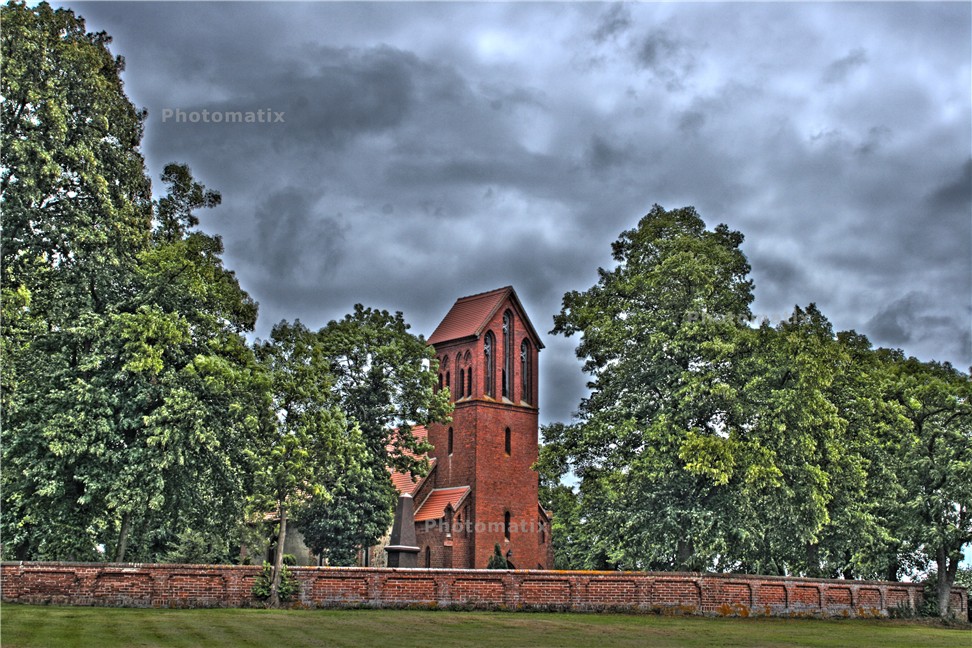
69, 1, 971, 425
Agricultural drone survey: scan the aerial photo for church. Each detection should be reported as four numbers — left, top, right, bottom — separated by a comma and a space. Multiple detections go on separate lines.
376, 286, 553, 570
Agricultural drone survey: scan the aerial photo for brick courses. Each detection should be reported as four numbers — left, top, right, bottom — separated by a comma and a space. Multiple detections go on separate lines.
4, 561, 966, 619
418, 287, 552, 570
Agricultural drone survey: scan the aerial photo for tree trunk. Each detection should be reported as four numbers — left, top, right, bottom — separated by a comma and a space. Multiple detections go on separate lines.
115, 512, 132, 563
842, 549, 854, 580
936, 545, 960, 619
269, 504, 288, 608
805, 543, 821, 577
676, 536, 694, 571
885, 555, 900, 582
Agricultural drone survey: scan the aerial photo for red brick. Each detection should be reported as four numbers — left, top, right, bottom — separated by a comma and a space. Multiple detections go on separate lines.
2, 563, 967, 619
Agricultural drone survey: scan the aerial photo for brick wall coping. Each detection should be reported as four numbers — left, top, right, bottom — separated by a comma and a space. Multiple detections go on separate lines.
3, 561, 967, 619
0, 561, 945, 585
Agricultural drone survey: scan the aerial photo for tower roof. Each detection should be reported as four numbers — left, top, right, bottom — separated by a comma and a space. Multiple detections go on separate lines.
427, 286, 544, 348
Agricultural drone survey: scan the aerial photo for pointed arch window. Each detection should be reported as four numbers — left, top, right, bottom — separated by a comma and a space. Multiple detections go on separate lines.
484, 331, 495, 397
464, 351, 472, 398
504, 511, 511, 540
505, 427, 511, 455
443, 356, 450, 397
456, 355, 464, 398
502, 311, 513, 399
448, 426, 454, 455
520, 340, 532, 404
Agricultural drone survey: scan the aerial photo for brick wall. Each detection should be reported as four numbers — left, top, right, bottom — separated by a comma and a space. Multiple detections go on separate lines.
3, 562, 967, 618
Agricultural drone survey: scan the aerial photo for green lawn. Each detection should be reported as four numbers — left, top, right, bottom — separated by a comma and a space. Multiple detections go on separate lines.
1, 605, 968, 648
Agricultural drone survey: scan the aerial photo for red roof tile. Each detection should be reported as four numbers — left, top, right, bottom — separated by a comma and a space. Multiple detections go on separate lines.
391, 467, 420, 495
388, 425, 431, 495
414, 486, 470, 522
427, 286, 544, 348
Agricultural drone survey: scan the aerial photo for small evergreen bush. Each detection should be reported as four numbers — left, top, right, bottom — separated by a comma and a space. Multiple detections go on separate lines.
486, 543, 509, 569
251, 562, 300, 602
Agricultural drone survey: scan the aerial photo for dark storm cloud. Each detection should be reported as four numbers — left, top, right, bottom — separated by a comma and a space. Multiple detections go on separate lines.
592, 3, 632, 44
633, 29, 696, 91
747, 252, 806, 313
866, 292, 969, 365
246, 188, 348, 281
821, 48, 868, 85
928, 159, 972, 214
867, 292, 928, 344
586, 134, 633, 173
152, 44, 420, 153
66, 1, 971, 424
678, 110, 705, 135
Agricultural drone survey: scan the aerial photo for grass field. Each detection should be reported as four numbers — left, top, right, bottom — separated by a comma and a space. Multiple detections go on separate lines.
1, 605, 969, 648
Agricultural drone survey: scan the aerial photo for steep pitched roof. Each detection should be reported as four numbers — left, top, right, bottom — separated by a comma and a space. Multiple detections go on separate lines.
414, 486, 471, 522
427, 286, 544, 348
388, 425, 432, 496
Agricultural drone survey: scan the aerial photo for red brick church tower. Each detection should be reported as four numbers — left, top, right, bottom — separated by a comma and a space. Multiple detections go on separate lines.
389, 286, 552, 570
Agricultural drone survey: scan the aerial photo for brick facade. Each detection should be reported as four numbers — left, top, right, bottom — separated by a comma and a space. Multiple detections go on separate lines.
4, 562, 967, 618
408, 287, 552, 570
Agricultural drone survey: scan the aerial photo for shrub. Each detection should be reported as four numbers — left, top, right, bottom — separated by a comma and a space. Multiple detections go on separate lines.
486, 544, 509, 570
251, 562, 300, 602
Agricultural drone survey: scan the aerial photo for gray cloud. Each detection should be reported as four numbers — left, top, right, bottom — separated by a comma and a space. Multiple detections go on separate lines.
928, 158, 972, 214
69, 1, 971, 424
865, 292, 969, 365
633, 29, 695, 90
245, 188, 349, 282
822, 48, 868, 84
592, 4, 632, 44
586, 134, 633, 173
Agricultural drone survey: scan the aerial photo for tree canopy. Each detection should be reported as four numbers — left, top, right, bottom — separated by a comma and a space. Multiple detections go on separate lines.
543, 204, 971, 617
250, 320, 359, 604
295, 306, 451, 566
1, 2, 263, 563
2, 3, 445, 576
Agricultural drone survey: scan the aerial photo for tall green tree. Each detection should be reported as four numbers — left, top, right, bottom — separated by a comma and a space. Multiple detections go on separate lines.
293, 445, 385, 566
548, 204, 755, 570
1, 162, 263, 562
2, 0, 148, 559
728, 306, 868, 577
252, 320, 358, 605
812, 331, 908, 581
110, 164, 262, 562
1, 2, 261, 562
297, 306, 451, 563
886, 355, 972, 618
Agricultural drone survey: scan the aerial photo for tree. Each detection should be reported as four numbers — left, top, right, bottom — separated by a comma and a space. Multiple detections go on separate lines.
724, 306, 877, 577
886, 355, 971, 618
110, 165, 262, 562
252, 320, 359, 606
812, 330, 908, 581
293, 447, 388, 566
548, 204, 755, 570
486, 543, 509, 569
1, 2, 262, 562
300, 306, 451, 562
1, 3, 153, 557
1, 161, 263, 562
546, 203, 970, 600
